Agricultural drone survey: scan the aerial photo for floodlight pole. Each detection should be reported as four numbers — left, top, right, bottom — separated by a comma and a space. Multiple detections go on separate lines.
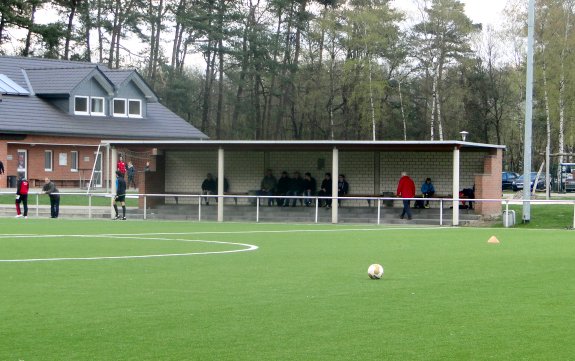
523, 0, 536, 223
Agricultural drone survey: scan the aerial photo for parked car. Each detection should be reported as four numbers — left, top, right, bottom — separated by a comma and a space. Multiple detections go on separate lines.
512, 172, 546, 191
559, 163, 575, 192
502, 171, 519, 190
565, 174, 575, 192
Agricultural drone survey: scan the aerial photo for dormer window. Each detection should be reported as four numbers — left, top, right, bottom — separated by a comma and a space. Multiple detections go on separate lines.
128, 99, 142, 117
113, 98, 142, 118
75, 96, 105, 116
91, 97, 105, 116
113, 98, 127, 117
74, 96, 89, 115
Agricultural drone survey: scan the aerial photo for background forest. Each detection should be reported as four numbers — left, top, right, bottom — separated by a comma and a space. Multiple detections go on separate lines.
1, 0, 574, 171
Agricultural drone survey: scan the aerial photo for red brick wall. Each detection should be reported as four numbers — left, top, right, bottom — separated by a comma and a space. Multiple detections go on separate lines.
2, 135, 105, 187
475, 149, 503, 217
139, 155, 165, 208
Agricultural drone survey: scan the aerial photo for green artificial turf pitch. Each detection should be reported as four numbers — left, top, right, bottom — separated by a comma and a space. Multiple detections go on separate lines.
0, 219, 574, 360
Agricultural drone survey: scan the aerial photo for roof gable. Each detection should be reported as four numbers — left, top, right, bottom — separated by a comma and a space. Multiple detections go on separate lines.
102, 69, 158, 102
25, 67, 114, 96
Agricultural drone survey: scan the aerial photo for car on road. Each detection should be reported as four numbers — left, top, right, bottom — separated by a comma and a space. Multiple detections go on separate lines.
512, 172, 546, 191
502, 171, 519, 190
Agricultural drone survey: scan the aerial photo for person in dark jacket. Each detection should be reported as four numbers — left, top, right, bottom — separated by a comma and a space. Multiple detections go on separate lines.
302, 172, 316, 207
317, 173, 332, 208
257, 169, 277, 206
127, 161, 136, 189
337, 174, 349, 205
113, 170, 127, 220
15, 174, 29, 218
201, 173, 217, 205
286, 171, 305, 207
276, 171, 291, 206
42, 177, 60, 218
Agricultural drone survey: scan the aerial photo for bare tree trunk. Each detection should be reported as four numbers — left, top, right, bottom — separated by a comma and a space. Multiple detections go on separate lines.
430, 70, 438, 140
23, 3, 37, 56
64, 0, 79, 60
97, 0, 104, 63
558, 3, 571, 169
398, 80, 407, 141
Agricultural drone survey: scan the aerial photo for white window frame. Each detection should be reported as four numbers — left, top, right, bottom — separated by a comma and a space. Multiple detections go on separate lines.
113, 98, 127, 117
91, 97, 105, 116
74, 96, 90, 115
71, 151, 79, 172
45, 150, 53, 172
128, 99, 142, 118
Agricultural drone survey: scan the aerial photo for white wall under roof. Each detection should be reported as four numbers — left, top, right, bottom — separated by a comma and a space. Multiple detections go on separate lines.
164, 150, 488, 205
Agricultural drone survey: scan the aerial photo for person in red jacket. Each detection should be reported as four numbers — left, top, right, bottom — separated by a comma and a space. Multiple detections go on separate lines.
396, 171, 416, 220
117, 155, 127, 176
15, 174, 30, 218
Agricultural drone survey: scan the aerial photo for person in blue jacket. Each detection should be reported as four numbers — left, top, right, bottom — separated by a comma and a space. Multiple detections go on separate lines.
421, 177, 435, 208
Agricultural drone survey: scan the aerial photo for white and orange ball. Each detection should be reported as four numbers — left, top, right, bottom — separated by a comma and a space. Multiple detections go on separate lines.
367, 264, 384, 279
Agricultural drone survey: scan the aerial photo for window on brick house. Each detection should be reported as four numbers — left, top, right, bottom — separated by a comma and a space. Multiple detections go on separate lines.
113, 98, 127, 116
74, 96, 89, 115
45, 150, 53, 171
71, 151, 78, 172
91, 97, 105, 116
128, 99, 142, 117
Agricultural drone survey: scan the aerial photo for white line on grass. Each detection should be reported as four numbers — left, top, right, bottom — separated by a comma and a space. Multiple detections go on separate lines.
0, 226, 446, 240
0, 236, 258, 263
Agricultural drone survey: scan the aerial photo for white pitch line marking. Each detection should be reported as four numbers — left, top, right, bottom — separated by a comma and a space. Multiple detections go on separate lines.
0, 226, 447, 240
0, 236, 258, 263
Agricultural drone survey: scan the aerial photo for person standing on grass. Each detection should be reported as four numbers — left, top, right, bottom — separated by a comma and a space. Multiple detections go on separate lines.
396, 171, 416, 220
42, 177, 60, 218
113, 170, 127, 220
127, 161, 136, 189
15, 174, 29, 218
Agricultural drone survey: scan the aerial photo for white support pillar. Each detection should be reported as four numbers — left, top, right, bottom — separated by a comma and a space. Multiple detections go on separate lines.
111, 147, 118, 219
452, 146, 460, 226
106, 144, 110, 193
217, 147, 224, 222
332, 147, 339, 224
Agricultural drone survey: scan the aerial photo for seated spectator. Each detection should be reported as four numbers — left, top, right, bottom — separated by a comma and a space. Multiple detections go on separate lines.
317, 173, 332, 208
201, 173, 217, 205
337, 174, 349, 205
421, 177, 435, 208
302, 172, 316, 206
216, 177, 230, 193
257, 169, 277, 206
286, 171, 305, 207
276, 171, 291, 206
460, 185, 475, 209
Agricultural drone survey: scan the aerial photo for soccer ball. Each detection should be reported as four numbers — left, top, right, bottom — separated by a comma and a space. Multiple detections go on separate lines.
367, 264, 384, 279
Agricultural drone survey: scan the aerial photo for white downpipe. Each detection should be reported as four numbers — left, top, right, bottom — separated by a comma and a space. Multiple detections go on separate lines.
217, 148, 224, 222
452, 146, 460, 226
332, 147, 339, 224
110, 147, 117, 219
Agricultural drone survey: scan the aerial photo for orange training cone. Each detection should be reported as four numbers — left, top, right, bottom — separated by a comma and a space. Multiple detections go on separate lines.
487, 236, 500, 244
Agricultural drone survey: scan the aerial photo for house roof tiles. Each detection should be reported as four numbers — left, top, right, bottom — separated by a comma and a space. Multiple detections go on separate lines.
0, 56, 207, 140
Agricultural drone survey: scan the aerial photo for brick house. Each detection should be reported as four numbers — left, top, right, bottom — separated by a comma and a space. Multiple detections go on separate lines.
0, 56, 207, 189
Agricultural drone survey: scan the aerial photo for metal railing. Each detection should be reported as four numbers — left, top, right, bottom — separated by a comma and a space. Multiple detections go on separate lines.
1, 191, 574, 228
